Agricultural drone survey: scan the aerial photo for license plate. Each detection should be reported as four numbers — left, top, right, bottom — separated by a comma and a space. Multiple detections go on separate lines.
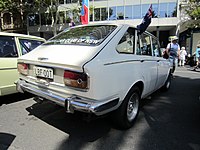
33, 66, 54, 79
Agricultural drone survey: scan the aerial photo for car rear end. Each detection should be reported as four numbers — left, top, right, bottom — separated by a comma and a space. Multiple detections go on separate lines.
17, 24, 121, 115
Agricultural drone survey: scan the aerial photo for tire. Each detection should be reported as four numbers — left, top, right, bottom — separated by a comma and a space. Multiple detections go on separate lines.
161, 73, 171, 91
112, 86, 140, 129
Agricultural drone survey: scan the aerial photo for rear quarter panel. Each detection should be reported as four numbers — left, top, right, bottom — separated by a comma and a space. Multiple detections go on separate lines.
83, 26, 170, 102
83, 27, 145, 102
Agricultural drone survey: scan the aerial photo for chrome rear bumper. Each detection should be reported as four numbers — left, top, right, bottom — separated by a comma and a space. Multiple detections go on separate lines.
16, 79, 119, 116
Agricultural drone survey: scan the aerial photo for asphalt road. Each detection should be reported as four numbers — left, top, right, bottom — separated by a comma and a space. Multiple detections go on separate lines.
0, 66, 200, 150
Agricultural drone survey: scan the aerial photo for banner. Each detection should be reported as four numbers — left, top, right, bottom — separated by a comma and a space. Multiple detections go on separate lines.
81, 0, 89, 25
137, 4, 152, 34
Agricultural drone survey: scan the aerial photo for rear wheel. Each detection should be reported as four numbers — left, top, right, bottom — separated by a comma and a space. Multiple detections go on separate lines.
112, 86, 140, 129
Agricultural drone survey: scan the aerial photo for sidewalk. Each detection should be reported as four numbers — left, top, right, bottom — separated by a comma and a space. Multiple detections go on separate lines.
176, 65, 200, 72
174, 65, 200, 79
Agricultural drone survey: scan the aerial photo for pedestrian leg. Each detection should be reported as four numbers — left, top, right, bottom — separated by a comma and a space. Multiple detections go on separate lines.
179, 60, 181, 66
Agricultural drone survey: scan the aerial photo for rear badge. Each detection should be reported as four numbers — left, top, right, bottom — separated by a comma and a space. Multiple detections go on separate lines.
38, 57, 48, 61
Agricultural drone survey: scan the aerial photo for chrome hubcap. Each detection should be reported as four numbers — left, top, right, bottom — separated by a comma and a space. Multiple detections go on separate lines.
127, 93, 139, 122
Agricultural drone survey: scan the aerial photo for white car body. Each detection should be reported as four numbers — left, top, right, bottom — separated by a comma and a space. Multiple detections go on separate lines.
17, 23, 171, 129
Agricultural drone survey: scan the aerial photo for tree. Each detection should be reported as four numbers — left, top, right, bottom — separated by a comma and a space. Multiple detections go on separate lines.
49, 0, 59, 36
0, 0, 20, 13
0, 0, 25, 31
0, 0, 81, 35
185, 0, 200, 28
24, 0, 59, 35
24, 0, 81, 36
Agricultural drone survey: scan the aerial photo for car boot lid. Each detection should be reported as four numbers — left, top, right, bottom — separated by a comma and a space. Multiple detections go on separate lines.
17, 44, 100, 68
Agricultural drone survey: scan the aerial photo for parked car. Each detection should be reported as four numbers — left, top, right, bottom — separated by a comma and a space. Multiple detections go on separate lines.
16, 23, 171, 129
0, 32, 45, 96
186, 52, 198, 67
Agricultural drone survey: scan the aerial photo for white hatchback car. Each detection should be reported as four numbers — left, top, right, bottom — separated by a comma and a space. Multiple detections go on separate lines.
17, 23, 171, 129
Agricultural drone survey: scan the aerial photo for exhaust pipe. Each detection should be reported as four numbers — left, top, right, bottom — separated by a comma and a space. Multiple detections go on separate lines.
33, 97, 45, 104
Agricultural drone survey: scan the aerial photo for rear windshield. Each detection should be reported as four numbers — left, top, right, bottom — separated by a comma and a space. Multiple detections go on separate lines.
44, 25, 117, 46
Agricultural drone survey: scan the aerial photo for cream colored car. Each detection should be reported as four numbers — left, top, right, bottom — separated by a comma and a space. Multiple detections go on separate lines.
0, 32, 45, 96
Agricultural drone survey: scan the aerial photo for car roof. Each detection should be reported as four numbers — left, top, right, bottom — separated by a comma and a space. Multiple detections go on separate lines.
86, 21, 157, 38
76, 21, 133, 28
0, 32, 45, 41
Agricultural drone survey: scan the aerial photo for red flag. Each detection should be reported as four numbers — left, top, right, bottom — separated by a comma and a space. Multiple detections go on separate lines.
81, 0, 89, 24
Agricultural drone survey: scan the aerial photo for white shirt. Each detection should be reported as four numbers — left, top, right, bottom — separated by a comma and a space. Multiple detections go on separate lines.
180, 49, 187, 60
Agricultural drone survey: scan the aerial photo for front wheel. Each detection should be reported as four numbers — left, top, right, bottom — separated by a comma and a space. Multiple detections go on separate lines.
112, 86, 140, 129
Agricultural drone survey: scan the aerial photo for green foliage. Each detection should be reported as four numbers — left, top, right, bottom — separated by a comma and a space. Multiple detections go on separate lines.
185, 0, 200, 28
190, 7, 200, 19
0, 0, 20, 13
0, 0, 82, 34
24, 0, 52, 14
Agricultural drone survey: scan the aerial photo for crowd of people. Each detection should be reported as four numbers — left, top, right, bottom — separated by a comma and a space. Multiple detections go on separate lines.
163, 35, 200, 76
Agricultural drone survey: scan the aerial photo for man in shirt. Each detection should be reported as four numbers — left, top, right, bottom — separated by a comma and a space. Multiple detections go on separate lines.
194, 44, 200, 70
165, 36, 180, 76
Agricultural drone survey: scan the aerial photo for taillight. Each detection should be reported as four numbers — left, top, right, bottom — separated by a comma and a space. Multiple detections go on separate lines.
63, 70, 88, 89
17, 63, 28, 75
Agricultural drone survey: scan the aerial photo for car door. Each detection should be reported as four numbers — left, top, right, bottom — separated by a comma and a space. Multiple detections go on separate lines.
0, 35, 18, 96
136, 33, 158, 95
152, 37, 167, 89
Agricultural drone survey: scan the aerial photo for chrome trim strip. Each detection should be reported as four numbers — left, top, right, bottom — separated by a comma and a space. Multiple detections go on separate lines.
104, 59, 163, 65
104, 60, 139, 65
0, 67, 17, 70
17, 80, 66, 106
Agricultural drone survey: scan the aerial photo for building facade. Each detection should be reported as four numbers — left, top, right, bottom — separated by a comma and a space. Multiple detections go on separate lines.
27, 0, 181, 49
2, 0, 196, 54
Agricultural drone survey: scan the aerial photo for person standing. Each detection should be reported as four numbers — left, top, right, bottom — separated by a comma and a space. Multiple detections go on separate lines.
194, 44, 200, 70
69, 18, 75, 27
179, 46, 187, 66
165, 36, 180, 76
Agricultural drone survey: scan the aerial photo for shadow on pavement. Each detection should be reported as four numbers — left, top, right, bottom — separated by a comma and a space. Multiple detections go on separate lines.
0, 92, 33, 106
0, 133, 16, 150
139, 74, 200, 150
26, 101, 113, 149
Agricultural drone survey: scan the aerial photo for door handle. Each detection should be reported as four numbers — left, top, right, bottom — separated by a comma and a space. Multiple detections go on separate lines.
140, 60, 144, 62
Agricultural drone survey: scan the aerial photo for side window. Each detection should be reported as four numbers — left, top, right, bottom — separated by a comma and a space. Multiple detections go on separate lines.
0, 36, 18, 57
137, 33, 152, 56
152, 37, 161, 57
116, 28, 135, 54
19, 39, 44, 55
